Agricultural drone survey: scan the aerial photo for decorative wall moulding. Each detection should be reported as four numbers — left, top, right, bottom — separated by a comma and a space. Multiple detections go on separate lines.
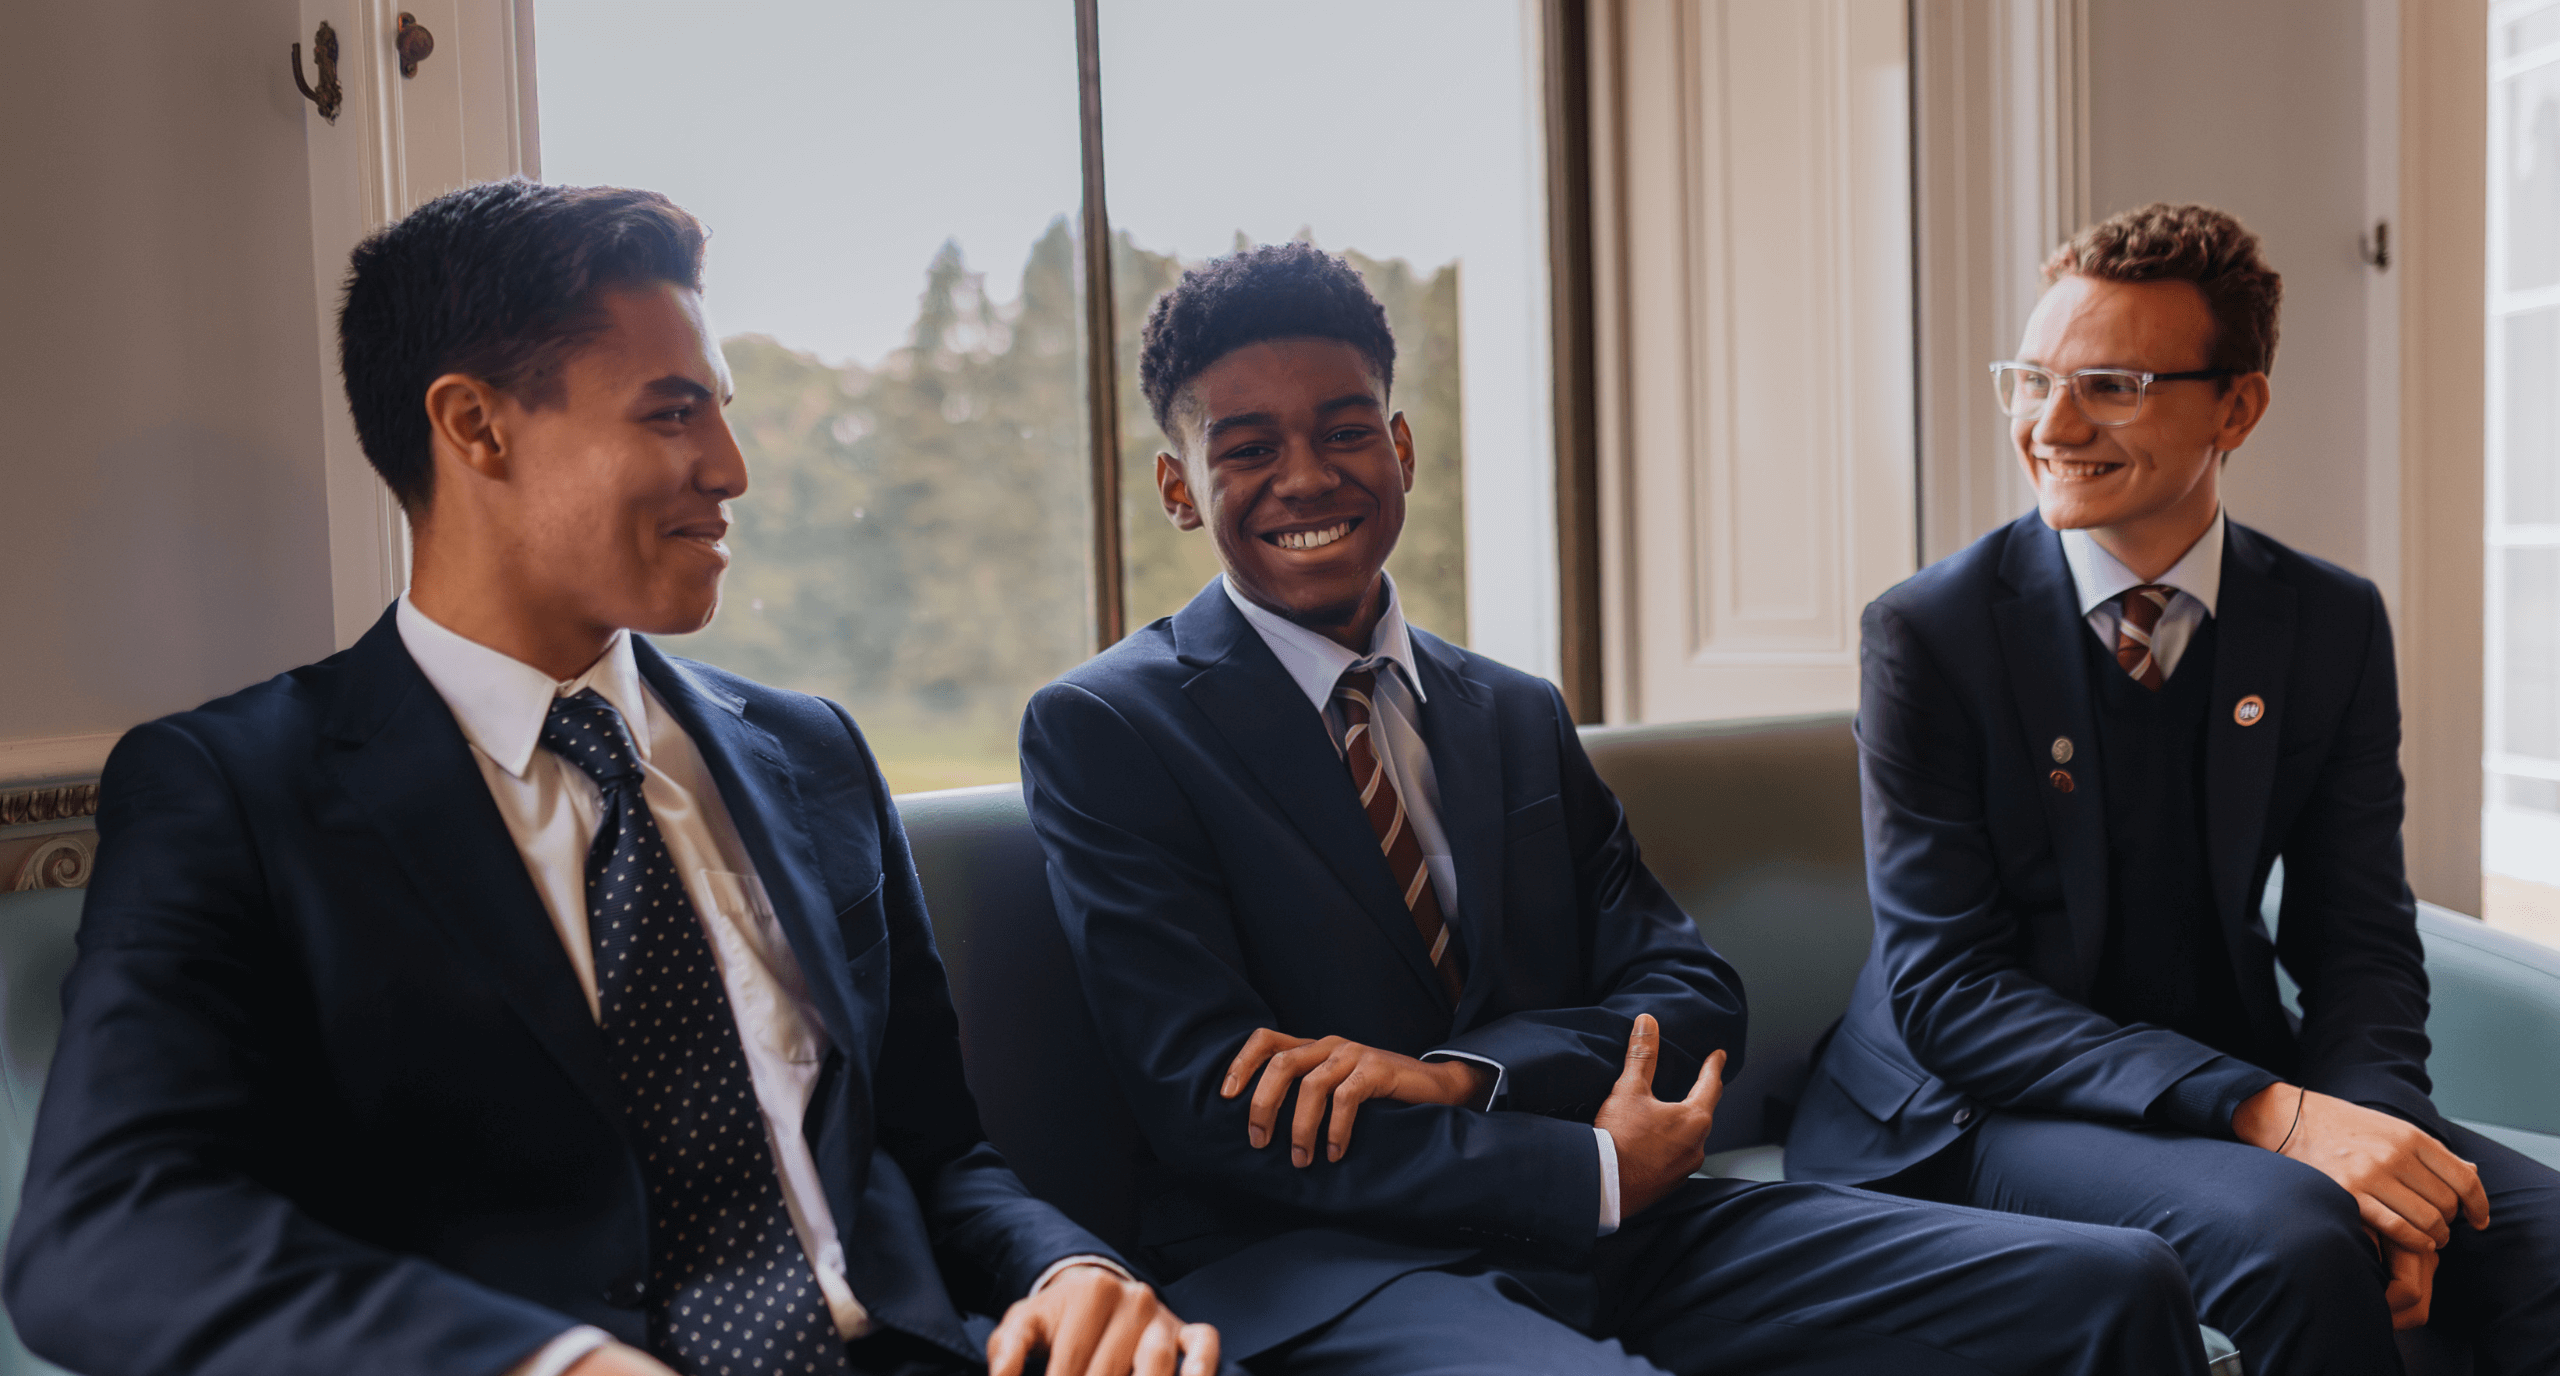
0, 731, 121, 787
13, 831, 96, 891
1, 782, 101, 829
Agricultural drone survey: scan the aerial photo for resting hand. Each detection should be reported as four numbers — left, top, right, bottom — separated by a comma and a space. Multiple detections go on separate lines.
2236, 1085, 2490, 1252
2373, 1230, 2440, 1331
1592, 1014, 1727, 1219
1222, 1028, 1492, 1166
987, 1265, 1218, 1376
563, 1343, 678, 1376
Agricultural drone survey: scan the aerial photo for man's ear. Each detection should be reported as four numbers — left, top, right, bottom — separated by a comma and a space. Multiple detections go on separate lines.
1156, 451, 1203, 531
1389, 411, 1416, 492
423, 372, 512, 483
2211, 372, 2272, 457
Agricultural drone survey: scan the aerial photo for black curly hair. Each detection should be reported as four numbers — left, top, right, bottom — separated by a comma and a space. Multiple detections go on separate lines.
1137, 241, 1397, 440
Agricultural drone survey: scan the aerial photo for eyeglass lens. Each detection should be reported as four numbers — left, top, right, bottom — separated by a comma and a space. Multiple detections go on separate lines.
1992, 367, 2147, 426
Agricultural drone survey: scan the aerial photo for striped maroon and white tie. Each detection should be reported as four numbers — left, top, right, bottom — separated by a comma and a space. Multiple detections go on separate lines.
1334, 666, 1465, 1004
2114, 584, 2176, 690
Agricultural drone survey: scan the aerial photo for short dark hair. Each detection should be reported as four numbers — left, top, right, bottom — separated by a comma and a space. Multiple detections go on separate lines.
337, 178, 708, 511
1137, 241, 1396, 438
2043, 202, 2283, 377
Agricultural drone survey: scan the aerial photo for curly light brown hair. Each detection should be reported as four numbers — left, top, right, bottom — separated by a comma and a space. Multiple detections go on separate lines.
2042, 202, 2283, 377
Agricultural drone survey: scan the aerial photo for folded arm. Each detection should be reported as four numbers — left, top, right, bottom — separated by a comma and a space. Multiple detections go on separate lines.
1021, 683, 1604, 1255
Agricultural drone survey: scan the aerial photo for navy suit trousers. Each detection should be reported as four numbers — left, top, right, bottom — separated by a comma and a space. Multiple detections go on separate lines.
1251, 1176, 2208, 1376
1893, 1115, 2560, 1375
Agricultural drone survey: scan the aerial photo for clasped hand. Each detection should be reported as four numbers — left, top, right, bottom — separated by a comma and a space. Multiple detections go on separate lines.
1222, 1015, 1727, 1223
2236, 1083, 2489, 1329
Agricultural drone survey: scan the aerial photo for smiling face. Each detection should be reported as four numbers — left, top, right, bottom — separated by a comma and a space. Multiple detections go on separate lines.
1155, 337, 1412, 646
412, 279, 746, 674
2011, 274, 2268, 565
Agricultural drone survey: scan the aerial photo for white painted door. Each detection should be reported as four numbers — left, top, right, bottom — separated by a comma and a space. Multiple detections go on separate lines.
294, 0, 534, 646
1595, 0, 1918, 722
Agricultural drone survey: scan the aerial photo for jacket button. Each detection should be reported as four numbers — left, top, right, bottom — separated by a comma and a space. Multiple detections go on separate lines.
604, 1277, 646, 1308
1953, 1106, 1974, 1126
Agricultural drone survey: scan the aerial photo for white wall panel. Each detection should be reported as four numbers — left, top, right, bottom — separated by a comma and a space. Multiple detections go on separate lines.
1598, 0, 1915, 722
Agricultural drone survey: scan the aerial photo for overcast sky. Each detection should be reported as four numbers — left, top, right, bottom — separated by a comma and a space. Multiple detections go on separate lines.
536, 0, 1535, 365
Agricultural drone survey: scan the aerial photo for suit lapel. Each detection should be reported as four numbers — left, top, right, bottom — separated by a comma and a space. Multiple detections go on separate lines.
323, 610, 615, 1113
1410, 632, 1505, 1024
1990, 517, 2114, 994
2203, 525, 2294, 973
636, 641, 865, 1064
1173, 585, 1452, 1009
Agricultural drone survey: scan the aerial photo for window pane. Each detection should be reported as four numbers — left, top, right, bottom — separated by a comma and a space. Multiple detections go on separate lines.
2503, 547, 2560, 763
1097, 0, 1556, 673
2500, 56, 2560, 293
537, 1, 1090, 792
2506, 308, 2560, 526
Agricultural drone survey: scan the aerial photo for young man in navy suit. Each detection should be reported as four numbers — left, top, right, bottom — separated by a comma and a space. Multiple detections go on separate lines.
3, 181, 1217, 1376
1019, 242, 2217, 1375
1785, 203, 2560, 1373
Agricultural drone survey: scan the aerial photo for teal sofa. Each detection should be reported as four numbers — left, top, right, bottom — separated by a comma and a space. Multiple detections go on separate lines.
2, 713, 2554, 1375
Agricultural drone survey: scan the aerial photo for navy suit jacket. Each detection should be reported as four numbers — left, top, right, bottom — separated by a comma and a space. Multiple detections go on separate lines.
1018, 582, 1744, 1357
2, 609, 1115, 1376
1787, 512, 2434, 1185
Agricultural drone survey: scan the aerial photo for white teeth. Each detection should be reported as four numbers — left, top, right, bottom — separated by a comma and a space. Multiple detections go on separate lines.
1276, 521, 1352, 551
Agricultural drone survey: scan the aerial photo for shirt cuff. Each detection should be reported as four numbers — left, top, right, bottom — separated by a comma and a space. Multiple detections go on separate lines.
2147, 1057, 2281, 1139
1421, 1050, 1506, 1109
1030, 1255, 1132, 1297
1594, 1125, 1622, 1236
506, 1326, 613, 1376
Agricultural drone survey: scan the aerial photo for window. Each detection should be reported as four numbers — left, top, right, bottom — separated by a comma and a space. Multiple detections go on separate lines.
2486, 0, 2560, 928
535, 0, 1557, 792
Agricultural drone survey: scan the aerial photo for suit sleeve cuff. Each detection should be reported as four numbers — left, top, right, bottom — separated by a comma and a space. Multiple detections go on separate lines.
1421, 1050, 1507, 1109
1594, 1126, 1622, 1236
1031, 1255, 1132, 1297
507, 1326, 613, 1376
2147, 1057, 2281, 1139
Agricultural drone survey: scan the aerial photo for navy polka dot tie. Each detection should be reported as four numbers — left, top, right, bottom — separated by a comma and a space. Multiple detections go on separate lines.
538, 691, 850, 1376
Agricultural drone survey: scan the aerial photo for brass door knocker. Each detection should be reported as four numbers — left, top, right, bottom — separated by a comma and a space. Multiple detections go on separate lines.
290, 21, 341, 122
396, 13, 435, 78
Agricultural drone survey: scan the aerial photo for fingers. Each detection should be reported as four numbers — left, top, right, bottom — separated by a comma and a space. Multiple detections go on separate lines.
2415, 1137, 2493, 1231
1244, 1037, 1333, 1149
1044, 1281, 1112, 1376
1221, 1027, 1302, 1099
1684, 1048, 1728, 1111
1074, 1282, 1155, 1376
1179, 1322, 1220, 1376
1131, 1316, 1180, 1376
2368, 1175, 2454, 1249
2356, 1191, 2441, 1255
985, 1304, 1044, 1376
1289, 1048, 1361, 1167
1613, 1014, 1661, 1099
1328, 1063, 1388, 1162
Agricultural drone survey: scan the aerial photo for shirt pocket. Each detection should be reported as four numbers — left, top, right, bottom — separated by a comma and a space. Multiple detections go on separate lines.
696, 868, 823, 1066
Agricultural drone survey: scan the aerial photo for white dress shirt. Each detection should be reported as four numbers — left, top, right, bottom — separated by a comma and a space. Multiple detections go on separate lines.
397, 599, 1110, 1376
1220, 576, 1625, 1235
2059, 508, 2226, 681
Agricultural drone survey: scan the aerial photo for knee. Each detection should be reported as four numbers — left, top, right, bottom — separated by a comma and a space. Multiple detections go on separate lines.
2220, 1166, 2376, 1286
2016, 1223, 2195, 1319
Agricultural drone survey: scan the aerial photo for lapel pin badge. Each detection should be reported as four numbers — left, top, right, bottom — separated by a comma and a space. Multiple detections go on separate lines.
2049, 768, 2075, 793
2233, 694, 2267, 727
2050, 736, 2074, 764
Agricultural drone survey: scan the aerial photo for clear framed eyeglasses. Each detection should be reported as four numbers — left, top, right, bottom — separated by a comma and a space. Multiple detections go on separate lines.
1988, 362, 2237, 427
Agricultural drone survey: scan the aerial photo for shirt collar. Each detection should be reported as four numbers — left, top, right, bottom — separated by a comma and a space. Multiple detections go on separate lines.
394, 595, 651, 778
1221, 574, 1429, 715
2058, 507, 2225, 619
